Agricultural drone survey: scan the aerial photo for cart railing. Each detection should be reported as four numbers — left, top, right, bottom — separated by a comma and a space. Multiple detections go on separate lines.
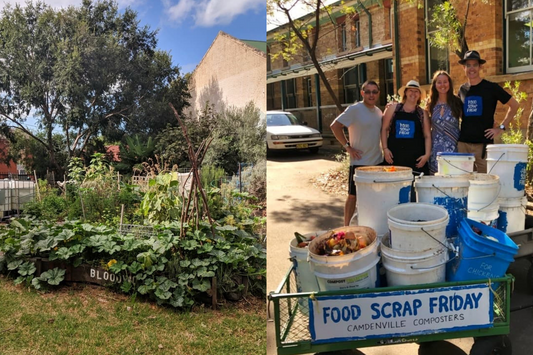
268, 265, 514, 355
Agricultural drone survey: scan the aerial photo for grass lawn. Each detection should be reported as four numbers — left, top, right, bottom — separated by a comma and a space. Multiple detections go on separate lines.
0, 275, 266, 355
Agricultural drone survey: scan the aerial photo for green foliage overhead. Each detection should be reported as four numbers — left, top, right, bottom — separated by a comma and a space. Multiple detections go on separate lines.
0, 0, 188, 175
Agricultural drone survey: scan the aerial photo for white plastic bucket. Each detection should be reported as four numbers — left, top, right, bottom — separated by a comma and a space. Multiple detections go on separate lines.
381, 234, 448, 286
466, 173, 500, 211
487, 144, 528, 198
387, 203, 449, 252
289, 232, 323, 314
354, 166, 413, 237
289, 233, 322, 293
497, 196, 527, 233
436, 152, 475, 175
308, 226, 380, 291
414, 175, 469, 238
467, 203, 499, 228
314, 258, 379, 291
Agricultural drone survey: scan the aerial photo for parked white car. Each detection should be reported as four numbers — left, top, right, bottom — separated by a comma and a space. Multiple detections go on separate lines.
266, 111, 323, 154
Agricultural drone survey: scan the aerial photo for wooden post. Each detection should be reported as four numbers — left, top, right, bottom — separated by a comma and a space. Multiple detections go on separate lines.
79, 191, 86, 220
34, 170, 41, 202
120, 204, 124, 232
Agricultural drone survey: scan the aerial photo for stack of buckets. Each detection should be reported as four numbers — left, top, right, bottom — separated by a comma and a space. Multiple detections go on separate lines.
381, 203, 450, 286
487, 144, 529, 233
288, 232, 323, 314
416, 152, 474, 241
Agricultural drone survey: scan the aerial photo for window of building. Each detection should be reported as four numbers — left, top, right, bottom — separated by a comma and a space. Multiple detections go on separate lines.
267, 46, 272, 72
337, 16, 348, 52
425, 0, 449, 79
353, 19, 361, 48
284, 79, 297, 109
304, 77, 313, 107
384, 59, 394, 100
506, 0, 533, 73
267, 83, 276, 110
342, 64, 366, 104
388, 5, 393, 40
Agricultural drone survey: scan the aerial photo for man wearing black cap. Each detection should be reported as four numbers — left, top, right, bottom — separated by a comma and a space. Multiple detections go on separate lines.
457, 50, 519, 173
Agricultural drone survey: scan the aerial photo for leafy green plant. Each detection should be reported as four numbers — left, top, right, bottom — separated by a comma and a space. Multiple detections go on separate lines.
0, 216, 265, 308
500, 81, 533, 183
140, 173, 183, 224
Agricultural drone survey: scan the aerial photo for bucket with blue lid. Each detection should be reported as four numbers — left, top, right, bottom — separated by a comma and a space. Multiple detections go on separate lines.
436, 152, 475, 176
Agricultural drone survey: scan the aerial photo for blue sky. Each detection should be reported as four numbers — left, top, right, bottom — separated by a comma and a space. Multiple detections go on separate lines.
0, 0, 267, 74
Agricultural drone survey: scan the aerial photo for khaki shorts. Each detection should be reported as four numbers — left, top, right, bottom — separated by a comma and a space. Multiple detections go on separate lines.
457, 142, 487, 173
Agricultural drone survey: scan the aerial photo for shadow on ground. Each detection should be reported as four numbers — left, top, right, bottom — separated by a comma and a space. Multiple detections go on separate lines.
268, 195, 344, 231
314, 340, 468, 355
267, 149, 341, 163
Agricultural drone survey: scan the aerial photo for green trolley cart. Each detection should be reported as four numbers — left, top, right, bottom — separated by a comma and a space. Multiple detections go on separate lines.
269, 265, 514, 355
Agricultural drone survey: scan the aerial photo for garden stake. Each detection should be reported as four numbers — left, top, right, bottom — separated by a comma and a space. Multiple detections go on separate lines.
34, 170, 41, 202
169, 103, 216, 238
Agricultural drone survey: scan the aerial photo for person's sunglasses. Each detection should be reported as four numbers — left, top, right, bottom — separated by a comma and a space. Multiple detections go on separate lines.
364, 90, 379, 95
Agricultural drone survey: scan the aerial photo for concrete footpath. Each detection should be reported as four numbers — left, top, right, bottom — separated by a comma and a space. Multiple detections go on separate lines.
266, 150, 533, 355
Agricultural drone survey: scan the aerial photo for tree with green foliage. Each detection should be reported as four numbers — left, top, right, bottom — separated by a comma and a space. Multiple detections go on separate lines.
268, 0, 345, 113
203, 103, 266, 174
0, 0, 189, 175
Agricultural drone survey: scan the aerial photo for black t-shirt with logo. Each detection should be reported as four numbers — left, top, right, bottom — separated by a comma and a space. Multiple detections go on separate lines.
458, 79, 511, 144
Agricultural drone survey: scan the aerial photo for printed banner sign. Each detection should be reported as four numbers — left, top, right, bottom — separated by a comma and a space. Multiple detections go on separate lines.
308, 283, 493, 343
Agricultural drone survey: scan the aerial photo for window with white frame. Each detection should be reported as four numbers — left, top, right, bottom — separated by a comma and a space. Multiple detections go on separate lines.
506, 0, 533, 73
425, 0, 449, 79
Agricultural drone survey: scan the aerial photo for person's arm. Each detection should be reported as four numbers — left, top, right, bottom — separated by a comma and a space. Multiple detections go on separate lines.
416, 109, 432, 168
485, 97, 519, 139
381, 105, 395, 164
331, 120, 362, 160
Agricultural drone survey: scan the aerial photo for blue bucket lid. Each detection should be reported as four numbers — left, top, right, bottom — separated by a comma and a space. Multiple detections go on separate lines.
437, 152, 475, 157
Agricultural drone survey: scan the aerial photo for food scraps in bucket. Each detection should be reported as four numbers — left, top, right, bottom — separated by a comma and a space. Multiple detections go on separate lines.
383, 166, 397, 172
315, 230, 369, 256
471, 226, 499, 242
294, 232, 316, 248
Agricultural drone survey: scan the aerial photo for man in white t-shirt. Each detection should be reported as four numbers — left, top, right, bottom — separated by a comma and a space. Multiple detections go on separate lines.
330, 80, 384, 226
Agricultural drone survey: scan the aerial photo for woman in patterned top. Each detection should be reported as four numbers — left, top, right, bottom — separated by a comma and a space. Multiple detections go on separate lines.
426, 71, 463, 174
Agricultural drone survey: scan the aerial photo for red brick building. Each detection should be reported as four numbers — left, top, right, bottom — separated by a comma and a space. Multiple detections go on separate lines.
267, 0, 533, 145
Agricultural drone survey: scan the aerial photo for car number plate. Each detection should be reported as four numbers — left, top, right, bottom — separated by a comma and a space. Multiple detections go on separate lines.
296, 143, 308, 149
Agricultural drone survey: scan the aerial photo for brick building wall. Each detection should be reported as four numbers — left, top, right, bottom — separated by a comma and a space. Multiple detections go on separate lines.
189, 31, 266, 114
268, 0, 533, 144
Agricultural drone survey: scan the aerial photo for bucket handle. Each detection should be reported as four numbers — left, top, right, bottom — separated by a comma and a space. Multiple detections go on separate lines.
411, 248, 459, 270
372, 177, 414, 183
441, 158, 474, 173
421, 227, 455, 252
487, 152, 506, 175
410, 252, 458, 270
467, 183, 502, 212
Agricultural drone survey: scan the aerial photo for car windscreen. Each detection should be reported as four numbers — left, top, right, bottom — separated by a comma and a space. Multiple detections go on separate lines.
266, 113, 301, 126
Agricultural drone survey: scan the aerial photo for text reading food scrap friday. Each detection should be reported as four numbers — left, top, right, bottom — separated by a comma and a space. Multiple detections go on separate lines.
322, 292, 483, 324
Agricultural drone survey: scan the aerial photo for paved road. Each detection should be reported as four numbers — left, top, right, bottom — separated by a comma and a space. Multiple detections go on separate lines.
267, 149, 533, 355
